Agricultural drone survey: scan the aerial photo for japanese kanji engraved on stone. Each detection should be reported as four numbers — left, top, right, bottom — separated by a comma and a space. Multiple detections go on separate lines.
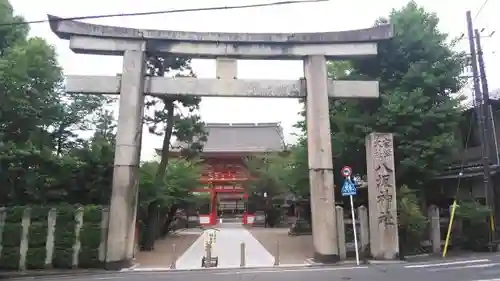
365, 132, 399, 260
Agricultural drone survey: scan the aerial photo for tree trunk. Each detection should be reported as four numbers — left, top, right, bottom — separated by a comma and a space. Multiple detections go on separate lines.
142, 100, 175, 251
161, 205, 178, 237
142, 201, 158, 251
154, 100, 175, 185
55, 124, 66, 156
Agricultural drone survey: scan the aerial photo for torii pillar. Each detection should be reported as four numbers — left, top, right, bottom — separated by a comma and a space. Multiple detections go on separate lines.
48, 14, 393, 268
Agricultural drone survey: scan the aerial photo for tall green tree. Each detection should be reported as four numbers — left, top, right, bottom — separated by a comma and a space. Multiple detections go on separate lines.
0, 0, 115, 205
0, 0, 63, 204
141, 56, 207, 250
245, 152, 293, 199
52, 94, 113, 155
66, 108, 117, 205
139, 159, 202, 214
138, 159, 202, 247
295, 1, 466, 192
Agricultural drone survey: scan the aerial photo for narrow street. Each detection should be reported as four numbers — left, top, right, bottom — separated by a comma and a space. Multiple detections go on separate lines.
14, 256, 500, 281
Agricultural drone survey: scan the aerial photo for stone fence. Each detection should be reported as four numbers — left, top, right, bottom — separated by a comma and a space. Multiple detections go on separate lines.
0, 206, 109, 270
336, 205, 443, 258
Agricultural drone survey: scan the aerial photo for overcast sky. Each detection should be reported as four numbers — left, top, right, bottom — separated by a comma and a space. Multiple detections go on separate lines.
9, 0, 500, 160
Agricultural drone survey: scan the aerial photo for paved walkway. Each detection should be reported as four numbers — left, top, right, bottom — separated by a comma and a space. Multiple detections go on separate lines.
175, 224, 275, 269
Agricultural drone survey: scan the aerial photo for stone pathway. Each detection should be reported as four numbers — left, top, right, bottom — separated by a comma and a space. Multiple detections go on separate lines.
175, 224, 275, 269
134, 229, 202, 269
248, 227, 314, 265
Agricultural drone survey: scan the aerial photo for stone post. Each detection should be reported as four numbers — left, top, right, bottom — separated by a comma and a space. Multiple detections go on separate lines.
428, 205, 441, 254
45, 208, 57, 267
73, 207, 84, 267
335, 206, 346, 259
99, 208, 110, 263
106, 47, 146, 269
365, 132, 399, 260
19, 208, 31, 270
0, 207, 6, 259
304, 55, 339, 262
357, 205, 369, 254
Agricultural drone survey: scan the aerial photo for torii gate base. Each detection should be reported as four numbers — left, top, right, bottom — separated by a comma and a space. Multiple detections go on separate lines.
48, 15, 393, 269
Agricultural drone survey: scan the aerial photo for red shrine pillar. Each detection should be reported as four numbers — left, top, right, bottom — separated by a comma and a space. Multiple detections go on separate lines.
209, 188, 218, 225
242, 192, 253, 225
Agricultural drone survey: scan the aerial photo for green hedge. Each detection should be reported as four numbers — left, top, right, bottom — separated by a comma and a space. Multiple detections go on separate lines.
26, 207, 50, 269
0, 206, 25, 270
26, 206, 50, 269
78, 205, 103, 268
52, 205, 77, 268
0, 205, 106, 270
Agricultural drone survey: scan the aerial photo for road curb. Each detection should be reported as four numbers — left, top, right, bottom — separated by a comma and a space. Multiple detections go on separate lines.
124, 263, 328, 273
121, 263, 360, 272
0, 270, 115, 279
367, 260, 407, 264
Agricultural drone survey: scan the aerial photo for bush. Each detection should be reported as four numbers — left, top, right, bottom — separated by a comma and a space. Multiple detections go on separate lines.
397, 185, 428, 256
455, 199, 491, 251
0, 206, 25, 270
78, 205, 103, 268
266, 209, 281, 227
52, 205, 76, 268
26, 206, 50, 269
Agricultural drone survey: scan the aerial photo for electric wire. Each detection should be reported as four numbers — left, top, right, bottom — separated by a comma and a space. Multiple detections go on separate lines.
473, 0, 492, 22
0, 0, 328, 27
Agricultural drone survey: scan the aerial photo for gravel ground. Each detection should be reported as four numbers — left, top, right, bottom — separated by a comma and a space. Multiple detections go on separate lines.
134, 231, 201, 268
248, 227, 314, 265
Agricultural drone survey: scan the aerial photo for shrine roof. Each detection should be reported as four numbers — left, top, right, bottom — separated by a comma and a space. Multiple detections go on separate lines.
172, 122, 285, 154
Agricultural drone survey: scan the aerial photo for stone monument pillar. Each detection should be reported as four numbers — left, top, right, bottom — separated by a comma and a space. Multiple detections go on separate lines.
304, 55, 339, 262
106, 48, 146, 269
365, 132, 399, 260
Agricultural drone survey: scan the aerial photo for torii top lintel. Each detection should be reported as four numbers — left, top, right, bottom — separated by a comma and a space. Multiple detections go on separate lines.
47, 15, 394, 59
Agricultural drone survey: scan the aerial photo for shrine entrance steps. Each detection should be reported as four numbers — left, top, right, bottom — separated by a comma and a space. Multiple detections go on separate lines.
218, 215, 244, 225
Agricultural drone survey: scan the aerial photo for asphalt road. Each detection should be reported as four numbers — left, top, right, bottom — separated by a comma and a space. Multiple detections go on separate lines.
10, 255, 500, 281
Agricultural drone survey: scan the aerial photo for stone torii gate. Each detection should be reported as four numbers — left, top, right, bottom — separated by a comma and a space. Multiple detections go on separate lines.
48, 15, 393, 269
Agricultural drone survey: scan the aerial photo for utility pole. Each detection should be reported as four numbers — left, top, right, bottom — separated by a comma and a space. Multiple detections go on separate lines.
466, 10, 495, 246
475, 27, 499, 239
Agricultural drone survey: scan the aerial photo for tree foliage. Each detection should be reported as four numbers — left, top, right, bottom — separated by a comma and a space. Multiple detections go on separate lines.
138, 159, 202, 209
294, 1, 466, 192
243, 144, 312, 201
245, 152, 293, 198
0, 0, 115, 206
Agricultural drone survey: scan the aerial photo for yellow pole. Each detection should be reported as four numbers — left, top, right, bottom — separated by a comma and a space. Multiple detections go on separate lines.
490, 213, 495, 232
442, 200, 457, 258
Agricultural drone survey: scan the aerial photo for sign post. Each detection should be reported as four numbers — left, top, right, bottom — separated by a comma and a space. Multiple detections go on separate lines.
340, 166, 360, 266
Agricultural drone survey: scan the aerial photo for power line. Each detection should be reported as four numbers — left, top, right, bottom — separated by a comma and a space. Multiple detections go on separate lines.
473, 0, 492, 22
0, 0, 328, 27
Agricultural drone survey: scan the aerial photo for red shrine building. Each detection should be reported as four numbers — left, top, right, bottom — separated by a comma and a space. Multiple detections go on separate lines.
172, 123, 285, 225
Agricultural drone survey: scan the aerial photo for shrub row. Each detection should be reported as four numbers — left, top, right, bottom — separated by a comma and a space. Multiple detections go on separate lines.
0, 205, 106, 270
